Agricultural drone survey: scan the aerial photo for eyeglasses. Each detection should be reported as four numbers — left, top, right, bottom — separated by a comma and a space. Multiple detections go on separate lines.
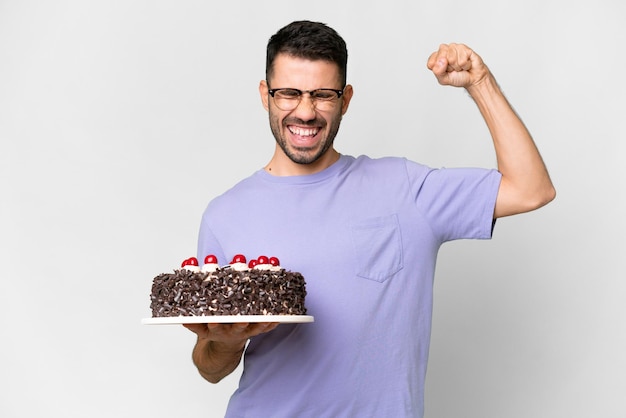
268, 87, 344, 111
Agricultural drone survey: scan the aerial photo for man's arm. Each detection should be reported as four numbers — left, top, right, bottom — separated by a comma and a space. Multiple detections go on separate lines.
184, 322, 279, 383
427, 44, 556, 218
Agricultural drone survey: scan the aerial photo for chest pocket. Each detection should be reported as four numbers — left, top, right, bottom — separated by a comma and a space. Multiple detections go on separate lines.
350, 214, 404, 283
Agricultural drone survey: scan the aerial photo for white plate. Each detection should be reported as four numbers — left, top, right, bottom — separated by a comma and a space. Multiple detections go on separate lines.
142, 315, 314, 325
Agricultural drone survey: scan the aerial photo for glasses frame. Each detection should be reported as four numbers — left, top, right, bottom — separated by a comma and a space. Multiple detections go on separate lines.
267, 87, 344, 111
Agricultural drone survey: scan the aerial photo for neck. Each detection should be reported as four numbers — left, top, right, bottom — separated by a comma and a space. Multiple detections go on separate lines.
264, 148, 340, 176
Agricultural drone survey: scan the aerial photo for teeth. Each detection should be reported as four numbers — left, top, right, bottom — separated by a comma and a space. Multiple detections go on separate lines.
289, 126, 318, 137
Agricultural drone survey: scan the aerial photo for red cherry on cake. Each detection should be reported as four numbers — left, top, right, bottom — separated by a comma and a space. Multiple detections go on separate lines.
181, 257, 199, 267
257, 255, 269, 265
231, 254, 247, 264
248, 259, 258, 268
204, 254, 218, 264
269, 256, 280, 266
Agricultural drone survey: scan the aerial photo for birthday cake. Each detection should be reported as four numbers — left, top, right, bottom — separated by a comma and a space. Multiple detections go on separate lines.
149, 254, 308, 317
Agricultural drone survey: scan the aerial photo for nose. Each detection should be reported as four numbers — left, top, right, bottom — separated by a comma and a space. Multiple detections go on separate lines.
291, 93, 317, 120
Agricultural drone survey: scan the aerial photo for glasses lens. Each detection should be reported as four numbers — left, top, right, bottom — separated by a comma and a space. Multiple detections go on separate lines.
273, 89, 300, 111
312, 90, 340, 111
311, 90, 337, 101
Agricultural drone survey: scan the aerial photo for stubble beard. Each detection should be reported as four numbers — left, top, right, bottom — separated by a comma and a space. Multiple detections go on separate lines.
268, 110, 342, 165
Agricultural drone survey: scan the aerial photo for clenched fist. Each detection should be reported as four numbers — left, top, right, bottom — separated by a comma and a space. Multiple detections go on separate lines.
427, 43, 490, 88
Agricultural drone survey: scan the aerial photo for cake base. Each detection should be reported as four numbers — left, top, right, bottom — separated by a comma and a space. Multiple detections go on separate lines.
141, 315, 314, 325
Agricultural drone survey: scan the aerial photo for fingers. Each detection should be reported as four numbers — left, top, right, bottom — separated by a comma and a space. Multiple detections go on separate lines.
229, 322, 280, 338
427, 43, 486, 87
428, 43, 471, 72
183, 323, 210, 338
448, 44, 473, 71
183, 322, 279, 343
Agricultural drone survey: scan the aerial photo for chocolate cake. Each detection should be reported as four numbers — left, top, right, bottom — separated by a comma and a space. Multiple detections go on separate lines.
149, 254, 308, 317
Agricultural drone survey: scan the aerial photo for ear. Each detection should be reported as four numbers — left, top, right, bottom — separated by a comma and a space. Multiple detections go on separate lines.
340, 84, 354, 116
259, 80, 269, 111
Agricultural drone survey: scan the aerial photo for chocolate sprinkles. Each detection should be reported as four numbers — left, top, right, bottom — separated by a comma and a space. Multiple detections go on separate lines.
150, 267, 307, 317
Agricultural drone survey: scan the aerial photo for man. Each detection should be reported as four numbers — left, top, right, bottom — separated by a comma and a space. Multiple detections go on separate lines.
184, 20, 555, 417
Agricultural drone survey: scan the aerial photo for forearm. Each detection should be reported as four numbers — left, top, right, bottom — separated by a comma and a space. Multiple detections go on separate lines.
467, 74, 556, 217
192, 337, 246, 384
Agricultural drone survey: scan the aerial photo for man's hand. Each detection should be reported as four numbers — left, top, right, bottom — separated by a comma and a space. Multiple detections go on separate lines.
427, 43, 490, 88
183, 322, 280, 383
183, 322, 279, 348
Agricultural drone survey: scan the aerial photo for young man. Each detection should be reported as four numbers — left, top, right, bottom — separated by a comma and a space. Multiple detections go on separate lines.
184, 20, 555, 417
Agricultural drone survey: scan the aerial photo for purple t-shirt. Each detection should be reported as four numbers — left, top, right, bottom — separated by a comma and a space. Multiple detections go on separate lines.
197, 154, 501, 417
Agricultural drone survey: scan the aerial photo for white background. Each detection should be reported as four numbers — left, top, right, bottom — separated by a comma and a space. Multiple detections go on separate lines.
1, 1, 624, 417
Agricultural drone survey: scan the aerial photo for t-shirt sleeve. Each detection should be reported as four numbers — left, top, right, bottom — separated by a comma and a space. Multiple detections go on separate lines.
405, 160, 502, 242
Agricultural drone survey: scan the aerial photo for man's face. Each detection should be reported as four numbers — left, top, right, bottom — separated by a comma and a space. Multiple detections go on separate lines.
260, 54, 353, 171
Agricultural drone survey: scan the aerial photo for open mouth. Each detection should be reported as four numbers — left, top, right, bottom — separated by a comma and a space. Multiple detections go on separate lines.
286, 125, 322, 148
288, 126, 320, 138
